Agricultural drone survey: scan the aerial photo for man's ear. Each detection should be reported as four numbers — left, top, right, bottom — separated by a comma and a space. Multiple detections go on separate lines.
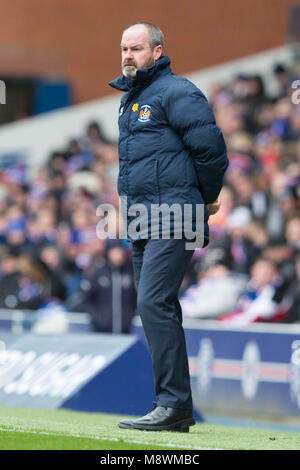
154, 45, 163, 62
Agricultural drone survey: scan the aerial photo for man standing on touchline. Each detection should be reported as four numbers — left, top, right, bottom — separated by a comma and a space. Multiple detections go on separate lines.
109, 22, 228, 432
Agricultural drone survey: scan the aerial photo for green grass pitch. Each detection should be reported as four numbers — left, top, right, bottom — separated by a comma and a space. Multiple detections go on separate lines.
0, 406, 299, 450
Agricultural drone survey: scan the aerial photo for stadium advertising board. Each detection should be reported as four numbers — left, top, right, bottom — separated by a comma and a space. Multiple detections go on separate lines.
133, 319, 300, 422
0, 332, 154, 415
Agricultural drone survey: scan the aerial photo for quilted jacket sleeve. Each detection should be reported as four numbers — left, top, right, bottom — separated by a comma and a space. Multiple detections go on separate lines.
162, 78, 229, 204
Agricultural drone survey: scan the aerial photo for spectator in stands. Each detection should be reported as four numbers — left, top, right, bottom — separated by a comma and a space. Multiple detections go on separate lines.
246, 220, 270, 251
284, 252, 300, 323
211, 206, 261, 274
181, 263, 247, 319
263, 240, 295, 285
271, 98, 294, 141
266, 171, 291, 240
74, 239, 137, 333
39, 244, 67, 301
243, 75, 269, 134
272, 64, 290, 100
218, 258, 290, 325
285, 216, 300, 252
0, 253, 49, 310
47, 151, 67, 176
0, 249, 20, 308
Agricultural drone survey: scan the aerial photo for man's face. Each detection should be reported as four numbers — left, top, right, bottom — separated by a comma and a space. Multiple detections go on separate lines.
251, 261, 277, 288
121, 25, 162, 79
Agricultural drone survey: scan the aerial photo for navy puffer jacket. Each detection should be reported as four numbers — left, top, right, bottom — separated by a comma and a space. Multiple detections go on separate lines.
109, 56, 228, 246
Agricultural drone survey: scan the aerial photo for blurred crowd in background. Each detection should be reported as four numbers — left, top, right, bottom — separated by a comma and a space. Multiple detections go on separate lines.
0, 58, 299, 332
181, 59, 300, 325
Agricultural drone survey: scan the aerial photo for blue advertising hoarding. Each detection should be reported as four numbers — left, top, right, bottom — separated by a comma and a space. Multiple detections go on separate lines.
0, 331, 155, 416
1, 314, 300, 424
133, 319, 300, 422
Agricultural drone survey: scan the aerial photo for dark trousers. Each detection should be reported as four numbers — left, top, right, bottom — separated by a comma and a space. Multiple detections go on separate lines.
131, 238, 195, 409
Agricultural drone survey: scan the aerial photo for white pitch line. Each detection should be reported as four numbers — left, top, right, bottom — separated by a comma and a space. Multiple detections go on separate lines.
0, 426, 223, 450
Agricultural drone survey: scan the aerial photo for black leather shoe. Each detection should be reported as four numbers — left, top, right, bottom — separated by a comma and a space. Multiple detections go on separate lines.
118, 402, 195, 432
118, 417, 134, 429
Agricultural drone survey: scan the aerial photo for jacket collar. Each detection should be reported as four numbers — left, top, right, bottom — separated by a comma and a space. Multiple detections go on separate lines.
109, 56, 171, 92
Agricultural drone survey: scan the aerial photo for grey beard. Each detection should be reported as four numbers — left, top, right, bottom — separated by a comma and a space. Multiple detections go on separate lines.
122, 57, 155, 79
122, 66, 137, 79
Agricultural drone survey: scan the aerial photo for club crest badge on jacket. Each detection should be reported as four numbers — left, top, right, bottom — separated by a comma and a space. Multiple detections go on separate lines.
138, 105, 151, 122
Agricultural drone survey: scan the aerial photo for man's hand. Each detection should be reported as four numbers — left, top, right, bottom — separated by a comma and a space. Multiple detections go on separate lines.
207, 199, 220, 216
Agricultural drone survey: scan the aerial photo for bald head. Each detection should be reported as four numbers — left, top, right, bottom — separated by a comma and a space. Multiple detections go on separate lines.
123, 22, 165, 51
121, 23, 164, 79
